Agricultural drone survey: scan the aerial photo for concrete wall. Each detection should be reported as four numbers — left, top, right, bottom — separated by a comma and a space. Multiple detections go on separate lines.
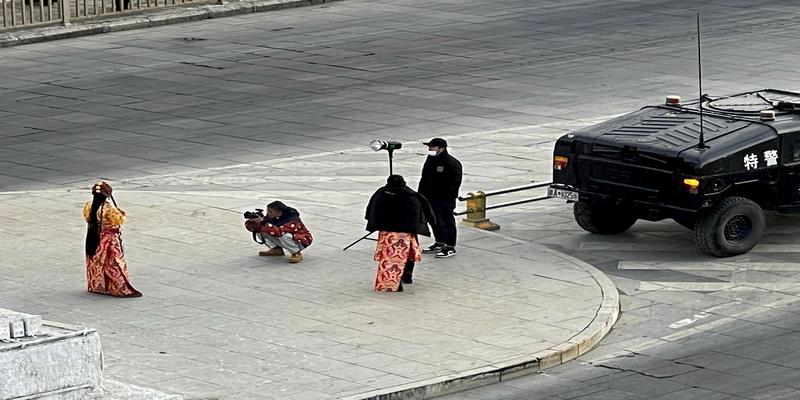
0, 322, 103, 400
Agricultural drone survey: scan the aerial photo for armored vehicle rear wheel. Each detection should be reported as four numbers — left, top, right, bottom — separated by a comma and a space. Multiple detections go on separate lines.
573, 201, 637, 234
693, 197, 765, 257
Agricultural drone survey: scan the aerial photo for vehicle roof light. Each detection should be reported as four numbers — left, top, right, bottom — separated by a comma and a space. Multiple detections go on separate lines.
666, 95, 682, 106
760, 110, 776, 121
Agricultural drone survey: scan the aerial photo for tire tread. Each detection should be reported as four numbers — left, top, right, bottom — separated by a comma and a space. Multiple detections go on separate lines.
693, 196, 764, 257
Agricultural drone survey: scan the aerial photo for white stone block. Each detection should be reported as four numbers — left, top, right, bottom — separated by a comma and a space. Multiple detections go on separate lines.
0, 317, 9, 341
0, 309, 44, 338
21, 314, 42, 336
8, 318, 25, 338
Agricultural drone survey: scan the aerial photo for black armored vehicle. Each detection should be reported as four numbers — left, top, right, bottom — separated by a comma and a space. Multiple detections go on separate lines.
548, 89, 800, 257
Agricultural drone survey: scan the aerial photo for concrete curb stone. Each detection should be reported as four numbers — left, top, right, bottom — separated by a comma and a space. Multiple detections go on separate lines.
0, 0, 338, 48
339, 229, 621, 400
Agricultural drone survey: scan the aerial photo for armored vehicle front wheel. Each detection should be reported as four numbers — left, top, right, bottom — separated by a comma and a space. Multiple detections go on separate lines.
693, 197, 765, 257
573, 201, 637, 234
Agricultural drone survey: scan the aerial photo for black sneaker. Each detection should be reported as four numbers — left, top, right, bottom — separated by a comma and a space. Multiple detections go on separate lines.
436, 247, 456, 258
422, 243, 445, 254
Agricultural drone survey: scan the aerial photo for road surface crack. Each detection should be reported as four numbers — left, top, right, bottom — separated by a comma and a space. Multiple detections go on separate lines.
593, 363, 694, 379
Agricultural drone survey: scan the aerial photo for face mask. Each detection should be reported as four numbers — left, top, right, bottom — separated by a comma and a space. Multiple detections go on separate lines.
427, 150, 438, 157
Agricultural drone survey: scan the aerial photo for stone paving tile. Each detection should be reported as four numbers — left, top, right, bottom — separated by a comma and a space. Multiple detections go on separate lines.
5, 0, 798, 192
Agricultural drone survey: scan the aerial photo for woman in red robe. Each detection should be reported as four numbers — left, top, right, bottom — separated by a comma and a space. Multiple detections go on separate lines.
83, 181, 141, 297
365, 175, 436, 292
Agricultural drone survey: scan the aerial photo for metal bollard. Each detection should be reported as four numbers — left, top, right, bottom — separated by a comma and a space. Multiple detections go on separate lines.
461, 191, 500, 231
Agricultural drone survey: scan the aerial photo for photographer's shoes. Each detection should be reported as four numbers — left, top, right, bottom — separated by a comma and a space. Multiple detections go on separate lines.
259, 247, 285, 257
259, 248, 302, 263
289, 252, 303, 263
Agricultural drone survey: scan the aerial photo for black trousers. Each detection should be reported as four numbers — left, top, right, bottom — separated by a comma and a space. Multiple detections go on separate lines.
430, 200, 457, 247
402, 261, 414, 283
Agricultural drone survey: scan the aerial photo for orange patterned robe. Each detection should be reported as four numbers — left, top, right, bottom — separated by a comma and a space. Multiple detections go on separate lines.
83, 201, 141, 297
373, 231, 421, 292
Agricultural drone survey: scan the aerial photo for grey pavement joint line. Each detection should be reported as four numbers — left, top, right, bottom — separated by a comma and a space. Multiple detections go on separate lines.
0, 0, 341, 48
582, 298, 799, 368
0, 116, 616, 196
3, 123, 619, 399
5, 2, 800, 399
94, 117, 617, 191
340, 229, 620, 400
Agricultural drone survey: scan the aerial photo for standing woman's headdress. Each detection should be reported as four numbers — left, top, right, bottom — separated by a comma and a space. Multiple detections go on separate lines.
85, 181, 112, 256
92, 181, 113, 197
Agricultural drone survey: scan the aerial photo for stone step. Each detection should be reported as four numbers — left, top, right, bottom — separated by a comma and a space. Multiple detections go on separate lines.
1, 309, 182, 400
0, 320, 102, 400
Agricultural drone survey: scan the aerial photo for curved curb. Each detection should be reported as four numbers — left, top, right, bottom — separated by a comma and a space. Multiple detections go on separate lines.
340, 229, 620, 400
0, 0, 340, 48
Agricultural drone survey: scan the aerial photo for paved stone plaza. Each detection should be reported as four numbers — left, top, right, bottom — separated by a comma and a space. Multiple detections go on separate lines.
0, 124, 617, 399
4, 0, 800, 399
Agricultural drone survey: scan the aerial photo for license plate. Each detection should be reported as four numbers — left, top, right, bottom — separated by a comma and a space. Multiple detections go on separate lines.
548, 187, 579, 201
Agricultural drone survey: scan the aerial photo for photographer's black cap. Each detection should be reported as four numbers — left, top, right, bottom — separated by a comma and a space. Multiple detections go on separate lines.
423, 138, 447, 148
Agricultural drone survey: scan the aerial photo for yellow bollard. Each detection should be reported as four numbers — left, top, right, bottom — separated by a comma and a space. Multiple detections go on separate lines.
461, 191, 500, 231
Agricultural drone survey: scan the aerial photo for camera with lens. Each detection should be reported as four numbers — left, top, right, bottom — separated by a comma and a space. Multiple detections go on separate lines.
243, 208, 265, 219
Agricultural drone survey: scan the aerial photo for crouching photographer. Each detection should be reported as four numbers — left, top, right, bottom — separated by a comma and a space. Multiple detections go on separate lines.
244, 201, 313, 264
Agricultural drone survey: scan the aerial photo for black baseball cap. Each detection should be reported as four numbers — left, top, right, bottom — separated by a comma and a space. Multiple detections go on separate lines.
423, 138, 447, 148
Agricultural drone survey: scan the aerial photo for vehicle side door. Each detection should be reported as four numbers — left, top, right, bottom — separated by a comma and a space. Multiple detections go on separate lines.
780, 131, 800, 205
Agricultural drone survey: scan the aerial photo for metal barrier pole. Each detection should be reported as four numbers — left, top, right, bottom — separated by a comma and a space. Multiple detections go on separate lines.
59, 0, 68, 25
461, 191, 500, 231
3, 0, 9, 28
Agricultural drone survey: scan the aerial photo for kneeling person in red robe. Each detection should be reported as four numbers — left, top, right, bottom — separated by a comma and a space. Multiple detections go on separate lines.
245, 201, 313, 263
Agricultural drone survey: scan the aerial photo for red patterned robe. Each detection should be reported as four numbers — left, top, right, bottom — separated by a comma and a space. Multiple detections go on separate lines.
373, 232, 421, 292
83, 201, 141, 297
245, 217, 313, 247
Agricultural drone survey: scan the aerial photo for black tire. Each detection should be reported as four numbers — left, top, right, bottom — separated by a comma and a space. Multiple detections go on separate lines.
693, 197, 765, 257
573, 201, 637, 234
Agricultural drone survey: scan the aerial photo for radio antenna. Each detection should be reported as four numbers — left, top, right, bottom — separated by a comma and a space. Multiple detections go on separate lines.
697, 13, 707, 149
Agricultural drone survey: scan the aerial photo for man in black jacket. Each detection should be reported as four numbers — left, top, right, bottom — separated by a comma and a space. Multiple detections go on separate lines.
418, 137, 462, 258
